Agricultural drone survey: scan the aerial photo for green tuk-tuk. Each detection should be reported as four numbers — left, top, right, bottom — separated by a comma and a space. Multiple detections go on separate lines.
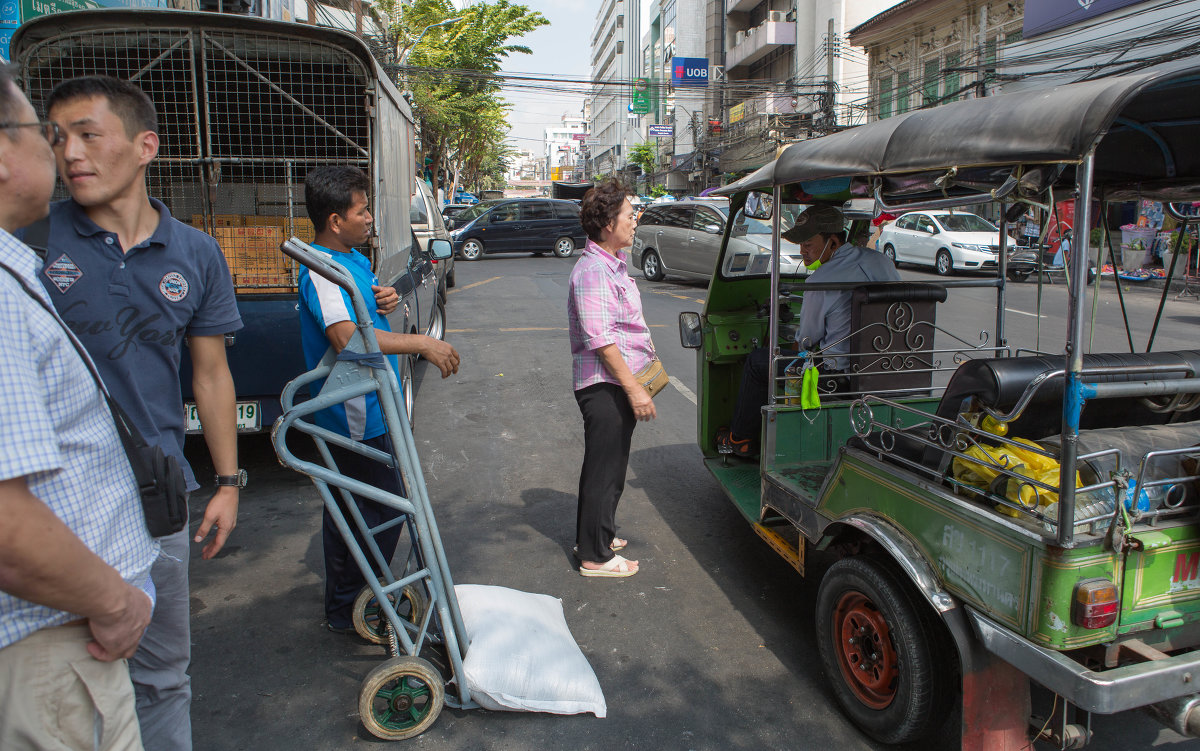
680, 66, 1200, 749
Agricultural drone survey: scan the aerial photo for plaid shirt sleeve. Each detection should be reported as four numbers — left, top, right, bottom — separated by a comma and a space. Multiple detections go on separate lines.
570, 261, 619, 351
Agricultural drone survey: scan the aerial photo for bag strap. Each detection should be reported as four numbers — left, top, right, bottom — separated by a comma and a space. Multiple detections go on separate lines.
0, 256, 111, 399
22, 216, 50, 262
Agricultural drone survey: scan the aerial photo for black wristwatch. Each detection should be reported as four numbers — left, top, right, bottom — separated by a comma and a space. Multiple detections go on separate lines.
215, 469, 248, 488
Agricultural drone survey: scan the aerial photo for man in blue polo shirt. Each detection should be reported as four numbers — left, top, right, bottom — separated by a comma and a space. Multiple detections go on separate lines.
30, 75, 242, 750
299, 165, 459, 634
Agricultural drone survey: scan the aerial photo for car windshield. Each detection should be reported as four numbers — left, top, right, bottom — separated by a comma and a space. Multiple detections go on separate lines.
455, 200, 505, 223
935, 213, 997, 233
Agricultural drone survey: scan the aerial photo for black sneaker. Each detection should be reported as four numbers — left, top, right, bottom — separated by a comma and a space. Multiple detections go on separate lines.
325, 622, 357, 636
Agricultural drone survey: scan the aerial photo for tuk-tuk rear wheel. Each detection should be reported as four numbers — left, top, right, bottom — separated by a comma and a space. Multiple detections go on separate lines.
816, 556, 952, 745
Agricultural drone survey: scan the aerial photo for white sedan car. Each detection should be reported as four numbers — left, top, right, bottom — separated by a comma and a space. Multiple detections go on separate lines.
877, 211, 1013, 275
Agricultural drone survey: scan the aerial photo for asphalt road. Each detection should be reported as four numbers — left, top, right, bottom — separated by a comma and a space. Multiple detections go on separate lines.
186, 252, 1200, 750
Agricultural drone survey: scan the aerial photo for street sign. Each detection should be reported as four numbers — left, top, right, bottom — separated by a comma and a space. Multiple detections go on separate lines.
648, 124, 672, 138
630, 77, 653, 115
572, 133, 588, 141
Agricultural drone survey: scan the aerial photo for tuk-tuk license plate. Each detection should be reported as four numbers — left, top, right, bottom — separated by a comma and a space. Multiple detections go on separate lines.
184, 401, 260, 433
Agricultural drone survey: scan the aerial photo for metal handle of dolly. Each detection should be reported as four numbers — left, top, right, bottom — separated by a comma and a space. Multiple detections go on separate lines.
273, 237, 475, 708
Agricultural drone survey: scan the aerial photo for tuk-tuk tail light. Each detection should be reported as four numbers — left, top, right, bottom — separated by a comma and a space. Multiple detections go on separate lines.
1072, 579, 1118, 629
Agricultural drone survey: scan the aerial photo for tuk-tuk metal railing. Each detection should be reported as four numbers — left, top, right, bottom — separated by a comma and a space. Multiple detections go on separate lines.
850, 392, 1200, 540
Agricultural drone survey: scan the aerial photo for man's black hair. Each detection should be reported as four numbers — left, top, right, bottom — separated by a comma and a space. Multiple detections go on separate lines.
46, 75, 158, 137
305, 166, 370, 233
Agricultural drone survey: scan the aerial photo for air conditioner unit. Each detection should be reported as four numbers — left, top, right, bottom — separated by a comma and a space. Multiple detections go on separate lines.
767, 10, 784, 22
735, 30, 746, 45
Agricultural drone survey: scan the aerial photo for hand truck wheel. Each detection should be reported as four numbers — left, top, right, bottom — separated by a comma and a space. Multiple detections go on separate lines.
352, 580, 428, 645
358, 656, 444, 740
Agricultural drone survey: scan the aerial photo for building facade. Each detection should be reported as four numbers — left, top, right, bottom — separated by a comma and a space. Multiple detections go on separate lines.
545, 114, 587, 182
719, 0, 895, 175
848, 0, 1024, 123
588, 0, 642, 177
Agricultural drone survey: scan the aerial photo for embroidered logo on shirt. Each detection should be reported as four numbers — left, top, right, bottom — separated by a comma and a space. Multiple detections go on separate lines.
159, 271, 189, 302
44, 253, 83, 294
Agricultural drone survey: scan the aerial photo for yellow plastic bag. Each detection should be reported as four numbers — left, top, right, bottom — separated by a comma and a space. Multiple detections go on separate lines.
952, 437, 1082, 514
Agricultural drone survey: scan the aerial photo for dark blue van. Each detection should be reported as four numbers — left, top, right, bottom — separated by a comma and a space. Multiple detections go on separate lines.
449, 198, 586, 260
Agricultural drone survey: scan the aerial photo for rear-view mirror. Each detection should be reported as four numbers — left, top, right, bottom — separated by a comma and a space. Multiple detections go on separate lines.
428, 238, 453, 260
744, 191, 773, 220
679, 311, 703, 349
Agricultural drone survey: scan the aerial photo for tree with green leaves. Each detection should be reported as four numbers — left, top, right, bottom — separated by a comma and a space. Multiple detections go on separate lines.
629, 142, 657, 179
374, 0, 547, 200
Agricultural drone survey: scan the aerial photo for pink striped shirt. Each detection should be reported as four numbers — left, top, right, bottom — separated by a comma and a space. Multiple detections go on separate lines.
568, 240, 655, 391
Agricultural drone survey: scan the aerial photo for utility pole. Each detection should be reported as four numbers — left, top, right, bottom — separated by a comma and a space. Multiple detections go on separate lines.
824, 18, 836, 131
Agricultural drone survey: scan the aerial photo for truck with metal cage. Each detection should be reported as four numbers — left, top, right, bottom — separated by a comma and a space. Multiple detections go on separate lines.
679, 66, 1200, 749
13, 9, 447, 433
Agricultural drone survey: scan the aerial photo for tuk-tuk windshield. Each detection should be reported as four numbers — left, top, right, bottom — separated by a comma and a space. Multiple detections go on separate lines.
719, 203, 808, 279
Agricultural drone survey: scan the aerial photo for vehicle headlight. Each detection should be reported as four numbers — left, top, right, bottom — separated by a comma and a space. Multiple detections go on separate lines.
450, 228, 463, 240
952, 242, 987, 252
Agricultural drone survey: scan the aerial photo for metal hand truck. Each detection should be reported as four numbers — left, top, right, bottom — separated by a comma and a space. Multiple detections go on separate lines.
272, 238, 477, 739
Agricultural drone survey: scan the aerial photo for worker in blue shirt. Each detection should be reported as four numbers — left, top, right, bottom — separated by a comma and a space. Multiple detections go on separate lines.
298, 165, 459, 634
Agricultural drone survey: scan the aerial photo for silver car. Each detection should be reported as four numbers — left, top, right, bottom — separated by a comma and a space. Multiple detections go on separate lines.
631, 199, 807, 281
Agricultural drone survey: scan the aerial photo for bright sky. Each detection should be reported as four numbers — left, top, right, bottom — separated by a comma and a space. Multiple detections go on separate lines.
481, 0, 595, 151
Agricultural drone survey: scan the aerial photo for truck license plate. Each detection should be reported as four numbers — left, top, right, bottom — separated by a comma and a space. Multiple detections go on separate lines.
184, 401, 260, 433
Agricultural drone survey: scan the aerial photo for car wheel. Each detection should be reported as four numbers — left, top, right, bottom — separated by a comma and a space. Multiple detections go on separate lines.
935, 249, 954, 276
553, 236, 576, 258
460, 239, 483, 261
642, 250, 665, 281
427, 297, 446, 342
816, 556, 953, 745
396, 352, 416, 427
882, 244, 897, 263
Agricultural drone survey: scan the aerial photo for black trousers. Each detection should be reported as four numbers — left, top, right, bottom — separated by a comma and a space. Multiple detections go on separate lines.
322, 433, 407, 629
574, 382, 637, 564
730, 348, 848, 441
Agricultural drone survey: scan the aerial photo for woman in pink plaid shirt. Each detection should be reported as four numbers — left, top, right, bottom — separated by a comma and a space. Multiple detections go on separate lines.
567, 179, 656, 578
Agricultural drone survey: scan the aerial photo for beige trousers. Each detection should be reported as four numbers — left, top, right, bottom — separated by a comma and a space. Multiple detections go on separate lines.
0, 623, 143, 750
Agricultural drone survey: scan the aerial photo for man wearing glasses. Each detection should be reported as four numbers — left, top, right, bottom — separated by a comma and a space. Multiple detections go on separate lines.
23, 75, 242, 750
0, 65, 158, 749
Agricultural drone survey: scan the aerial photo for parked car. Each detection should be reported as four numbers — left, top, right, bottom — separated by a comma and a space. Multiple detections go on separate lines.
441, 203, 473, 225
412, 177, 455, 290
449, 198, 586, 260
449, 189, 478, 205
631, 199, 809, 282
877, 210, 1015, 275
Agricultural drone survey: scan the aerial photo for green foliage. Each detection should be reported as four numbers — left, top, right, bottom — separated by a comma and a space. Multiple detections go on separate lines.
629, 142, 657, 176
378, 0, 548, 196
649, 184, 669, 197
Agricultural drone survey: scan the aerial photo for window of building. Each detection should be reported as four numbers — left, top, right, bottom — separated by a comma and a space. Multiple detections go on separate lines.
1006, 30, 1022, 44
897, 71, 910, 114
923, 59, 939, 106
878, 75, 892, 119
944, 53, 960, 101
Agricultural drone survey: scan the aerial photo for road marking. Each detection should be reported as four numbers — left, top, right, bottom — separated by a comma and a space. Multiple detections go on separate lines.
643, 285, 705, 304
447, 276, 501, 294
1005, 308, 1041, 318
670, 376, 697, 404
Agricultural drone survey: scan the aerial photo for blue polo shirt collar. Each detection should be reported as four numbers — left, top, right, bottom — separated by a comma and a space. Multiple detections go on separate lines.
63, 197, 173, 250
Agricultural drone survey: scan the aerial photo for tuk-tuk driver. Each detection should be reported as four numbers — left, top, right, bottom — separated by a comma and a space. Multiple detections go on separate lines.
717, 205, 900, 458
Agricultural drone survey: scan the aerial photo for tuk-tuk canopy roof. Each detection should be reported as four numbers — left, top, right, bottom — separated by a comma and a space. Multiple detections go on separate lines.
715, 65, 1200, 204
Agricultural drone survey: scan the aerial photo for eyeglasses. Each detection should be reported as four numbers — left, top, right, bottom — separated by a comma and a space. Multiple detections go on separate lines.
0, 120, 65, 146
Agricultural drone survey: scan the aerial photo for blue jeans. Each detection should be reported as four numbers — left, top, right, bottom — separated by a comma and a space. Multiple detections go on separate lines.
132, 525, 192, 751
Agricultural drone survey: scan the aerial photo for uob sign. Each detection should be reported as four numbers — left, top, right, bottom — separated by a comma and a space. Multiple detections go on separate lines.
671, 57, 709, 88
